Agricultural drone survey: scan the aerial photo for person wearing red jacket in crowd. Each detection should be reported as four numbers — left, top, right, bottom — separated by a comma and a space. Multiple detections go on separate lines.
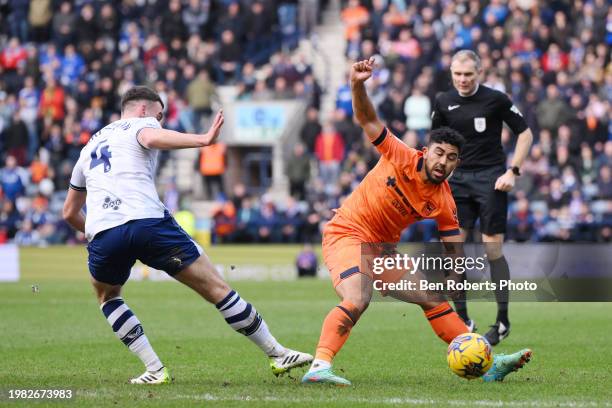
39, 76, 65, 122
314, 121, 345, 194
0, 38, 28, 92
0, 38, 28, 72
541, 43, 569, 73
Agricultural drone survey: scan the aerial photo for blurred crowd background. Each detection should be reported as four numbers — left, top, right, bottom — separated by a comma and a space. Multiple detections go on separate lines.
0, 0, 610, 247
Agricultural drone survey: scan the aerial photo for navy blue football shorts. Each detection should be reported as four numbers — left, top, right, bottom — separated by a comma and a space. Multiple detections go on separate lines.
87, 212, 202, 285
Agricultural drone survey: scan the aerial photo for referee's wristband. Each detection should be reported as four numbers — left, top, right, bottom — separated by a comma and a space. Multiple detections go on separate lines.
509, 166, 521, 176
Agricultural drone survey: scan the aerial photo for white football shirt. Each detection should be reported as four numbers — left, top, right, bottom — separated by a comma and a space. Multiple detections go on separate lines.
69, 117, 166, 241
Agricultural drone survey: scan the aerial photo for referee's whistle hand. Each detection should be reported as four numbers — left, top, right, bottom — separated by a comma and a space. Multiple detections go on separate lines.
494, 170, 515, 192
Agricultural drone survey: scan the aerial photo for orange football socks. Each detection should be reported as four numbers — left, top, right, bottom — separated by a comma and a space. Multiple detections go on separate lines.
314, 300, 360, 362
424, 302, 469, 344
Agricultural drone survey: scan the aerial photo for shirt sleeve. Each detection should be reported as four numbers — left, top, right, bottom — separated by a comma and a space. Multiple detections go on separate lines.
69, 158, 86, 191
430, 95, 446, 130
373, 127, 418, 168
499, 93, 528, 135
436, 193, 460, 237
134, 117, 162, 150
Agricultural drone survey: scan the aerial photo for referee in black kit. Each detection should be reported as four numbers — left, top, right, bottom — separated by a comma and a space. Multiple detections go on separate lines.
431, 50, 533, 345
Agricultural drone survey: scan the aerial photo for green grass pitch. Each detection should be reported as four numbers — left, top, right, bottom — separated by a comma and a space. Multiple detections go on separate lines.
1, 246, 611, 407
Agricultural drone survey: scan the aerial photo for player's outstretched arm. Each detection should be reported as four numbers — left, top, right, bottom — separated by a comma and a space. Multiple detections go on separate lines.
138, 109, 225, 150
350, 58, 385, 141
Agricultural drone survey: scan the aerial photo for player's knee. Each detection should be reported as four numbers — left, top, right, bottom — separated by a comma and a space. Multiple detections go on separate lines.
483, 235, 504, 259
96, 288, 122, 305
342, 295, 370, 317
91, 279, 122, 305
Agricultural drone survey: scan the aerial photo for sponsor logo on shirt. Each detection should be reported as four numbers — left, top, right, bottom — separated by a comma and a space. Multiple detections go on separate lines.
103, 196, 122, 210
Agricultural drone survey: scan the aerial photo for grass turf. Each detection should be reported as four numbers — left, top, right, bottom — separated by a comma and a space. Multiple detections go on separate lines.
1, 246, 611, 407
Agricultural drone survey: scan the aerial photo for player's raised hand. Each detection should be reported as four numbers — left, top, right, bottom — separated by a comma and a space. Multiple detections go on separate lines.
350, 57, 375, 85
202, 109, 224, 146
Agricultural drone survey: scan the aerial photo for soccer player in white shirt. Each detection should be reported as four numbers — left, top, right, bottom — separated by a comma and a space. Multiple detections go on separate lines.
63, 86, 312, 384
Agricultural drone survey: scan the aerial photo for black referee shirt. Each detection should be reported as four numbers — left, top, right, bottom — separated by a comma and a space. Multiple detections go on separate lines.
431, 85, 528, 170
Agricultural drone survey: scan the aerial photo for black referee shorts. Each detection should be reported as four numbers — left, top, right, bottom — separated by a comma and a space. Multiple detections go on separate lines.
449, 165, 508, 235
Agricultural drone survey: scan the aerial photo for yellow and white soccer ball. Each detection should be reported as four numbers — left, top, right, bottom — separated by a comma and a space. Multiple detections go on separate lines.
447, 333, 493, 379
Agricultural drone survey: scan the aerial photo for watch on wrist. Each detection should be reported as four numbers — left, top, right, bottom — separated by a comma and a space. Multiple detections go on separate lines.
510, 166, 521, 176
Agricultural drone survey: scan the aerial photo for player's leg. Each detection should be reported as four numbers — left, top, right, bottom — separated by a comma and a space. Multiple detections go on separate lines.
172, 254, 312, 375
478, 165, 511, 345
391, 281, 532, 383
388, 285, 470, 344
135, 213, 311, 373
303, 237, 372, 386
88, 225, 169, 385
448, 169, 479, 330
482, 232, 511, 345
302, 272, 372, 386
92, 278, 169, 384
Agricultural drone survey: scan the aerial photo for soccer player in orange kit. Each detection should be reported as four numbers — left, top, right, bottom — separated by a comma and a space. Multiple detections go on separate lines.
301, 58, 532, 386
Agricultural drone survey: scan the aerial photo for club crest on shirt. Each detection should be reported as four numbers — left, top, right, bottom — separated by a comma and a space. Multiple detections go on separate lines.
422, 201, 436, 216
474, 117, 486, 132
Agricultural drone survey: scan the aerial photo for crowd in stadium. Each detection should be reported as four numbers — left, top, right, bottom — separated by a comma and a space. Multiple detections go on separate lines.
0, 0, 610, 246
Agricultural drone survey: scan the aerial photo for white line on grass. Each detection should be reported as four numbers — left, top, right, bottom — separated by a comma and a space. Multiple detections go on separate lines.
159, 394, 610, 407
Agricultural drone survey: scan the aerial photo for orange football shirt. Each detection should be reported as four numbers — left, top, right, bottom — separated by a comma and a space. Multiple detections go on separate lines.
330, 128, 460, 242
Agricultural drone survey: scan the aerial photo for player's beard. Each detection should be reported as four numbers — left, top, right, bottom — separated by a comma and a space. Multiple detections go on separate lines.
424, 162, 449, 184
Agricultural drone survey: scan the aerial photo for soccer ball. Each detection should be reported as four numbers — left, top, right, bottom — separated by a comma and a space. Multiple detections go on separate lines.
447, 333, 493, 379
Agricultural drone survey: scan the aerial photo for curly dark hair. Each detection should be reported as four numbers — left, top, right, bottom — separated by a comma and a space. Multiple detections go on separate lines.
120, 86, 164, 112
428, 127, 465, 153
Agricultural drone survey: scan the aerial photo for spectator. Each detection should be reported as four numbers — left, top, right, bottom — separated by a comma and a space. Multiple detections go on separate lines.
28, 0, 52, 43
296, 243, 318, 277
198, 142, 226, 200
378, 88, 406, 137
245, 1, 275, 65
1, 156, 26, 202
235, 196, 258, 243
160, 0, 188, 42
536, 84, 572, 133
280, 196, 304, 243
403, 86, 431, 140
59, 45, 85, 90
300, 107, 322, 153
298, 0, 318, 39
75, 4, 98, 48
211, 201, 236, 243
8, 0, 30, 43
0, 38, 27, 91
597, 166, 612, 200
39, 76, 65, 122
182, 0, 210, 37
341, 0, 369, 42
335, 77, 353, 117
216, 2, 245, 41
97, 3, 119, 44
286, 143, 311, 201
215, 30, 242, 84
187, 70, 217, 132
314, 121, 345, 195
51, 1, 76, 50
0, 199, 21, 240
18, 76, 40, 161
